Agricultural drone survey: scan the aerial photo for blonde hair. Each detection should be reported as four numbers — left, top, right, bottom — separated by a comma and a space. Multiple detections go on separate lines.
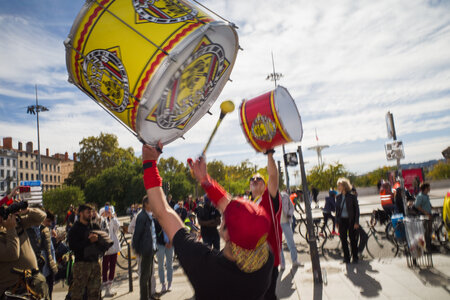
337, 177, 352, 193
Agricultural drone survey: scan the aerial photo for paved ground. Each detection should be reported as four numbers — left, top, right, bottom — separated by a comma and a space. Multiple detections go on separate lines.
52, 186, 449, 300
52, 252, 450, 300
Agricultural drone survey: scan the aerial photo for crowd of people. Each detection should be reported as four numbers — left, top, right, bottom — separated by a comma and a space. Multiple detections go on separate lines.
0, 142, 445, 300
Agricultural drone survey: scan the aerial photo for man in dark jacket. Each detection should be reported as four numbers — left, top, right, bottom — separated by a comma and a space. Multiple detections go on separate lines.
335, 178, 360, 264
132, 196, 157, 300
68, 204, 101, 300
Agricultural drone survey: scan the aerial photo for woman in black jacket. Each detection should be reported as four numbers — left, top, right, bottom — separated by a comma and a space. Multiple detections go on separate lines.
335, 177, 360, 264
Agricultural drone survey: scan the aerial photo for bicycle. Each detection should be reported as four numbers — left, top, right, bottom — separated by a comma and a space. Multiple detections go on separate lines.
432, 212, 449, 250
116, 225, 138, 270
297, 215, 327, 251
365, 220, 399, 259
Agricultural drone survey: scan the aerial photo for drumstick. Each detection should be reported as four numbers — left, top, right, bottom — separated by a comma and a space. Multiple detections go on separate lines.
202, 100, 235, 156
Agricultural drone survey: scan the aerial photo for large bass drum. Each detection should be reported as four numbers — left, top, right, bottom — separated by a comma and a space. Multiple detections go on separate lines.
65, 0, 239, 145
239, 86, 303, 152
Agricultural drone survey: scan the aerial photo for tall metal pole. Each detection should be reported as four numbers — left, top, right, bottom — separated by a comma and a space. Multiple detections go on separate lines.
269, 52, 289, 191
297, 145, 322, 284
35, 84, 42, 181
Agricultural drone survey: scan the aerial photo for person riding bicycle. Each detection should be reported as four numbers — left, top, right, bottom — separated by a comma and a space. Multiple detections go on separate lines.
321, 190, 338, 237
380, 181, 395, 216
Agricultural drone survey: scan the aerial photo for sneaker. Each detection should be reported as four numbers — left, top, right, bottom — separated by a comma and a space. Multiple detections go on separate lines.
293, 261, 304, 268
160, 283, 167, 293
104, 283, 117, 297
167, 282, 172, 291
331, 230, 339, 236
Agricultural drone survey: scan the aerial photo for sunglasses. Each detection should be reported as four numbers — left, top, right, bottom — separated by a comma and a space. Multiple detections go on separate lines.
250, 177, 264, 183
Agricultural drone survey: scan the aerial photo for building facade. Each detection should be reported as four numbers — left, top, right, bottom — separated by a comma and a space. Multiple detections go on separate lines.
0, 139, 18, 196
1, 137, 75, 193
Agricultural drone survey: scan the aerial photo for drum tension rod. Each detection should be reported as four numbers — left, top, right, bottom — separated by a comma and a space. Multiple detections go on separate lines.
93, 0, 175, 62
192, 0, 239, 29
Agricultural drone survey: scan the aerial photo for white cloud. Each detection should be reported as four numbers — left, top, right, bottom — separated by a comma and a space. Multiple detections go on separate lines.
1, 0, 449, 175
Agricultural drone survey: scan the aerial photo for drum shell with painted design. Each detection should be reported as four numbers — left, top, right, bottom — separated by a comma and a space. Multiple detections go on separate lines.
239, 86, 302, 152
65, 0, 238, 145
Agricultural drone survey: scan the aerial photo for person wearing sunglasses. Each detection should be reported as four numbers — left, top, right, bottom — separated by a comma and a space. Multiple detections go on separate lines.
248, 150, 282, 300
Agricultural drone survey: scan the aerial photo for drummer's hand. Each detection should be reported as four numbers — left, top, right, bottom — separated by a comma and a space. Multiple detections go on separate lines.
187, 156, 208, 183
354, 223, 359, 230
142, 142, 163, 161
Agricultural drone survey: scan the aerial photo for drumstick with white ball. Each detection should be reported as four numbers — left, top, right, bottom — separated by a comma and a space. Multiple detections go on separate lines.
201, 100, 235, 157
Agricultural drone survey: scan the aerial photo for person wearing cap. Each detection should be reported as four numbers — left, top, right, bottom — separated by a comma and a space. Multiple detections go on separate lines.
142, 143, 273, 300
248, 150, 282, 300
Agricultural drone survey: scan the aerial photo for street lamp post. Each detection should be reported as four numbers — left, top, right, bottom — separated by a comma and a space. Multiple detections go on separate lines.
27, 85, 49, 181
266, 52, 290, 191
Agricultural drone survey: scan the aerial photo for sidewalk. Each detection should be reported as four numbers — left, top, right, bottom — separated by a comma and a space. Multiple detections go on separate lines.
53, 253, 450, 300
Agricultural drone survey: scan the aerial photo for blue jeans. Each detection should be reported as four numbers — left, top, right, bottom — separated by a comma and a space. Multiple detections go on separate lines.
280, 222, 298, 265
156, 244, 174, 285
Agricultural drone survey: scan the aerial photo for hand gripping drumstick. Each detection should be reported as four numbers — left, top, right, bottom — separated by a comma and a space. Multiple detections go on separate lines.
201, 100, 235, 157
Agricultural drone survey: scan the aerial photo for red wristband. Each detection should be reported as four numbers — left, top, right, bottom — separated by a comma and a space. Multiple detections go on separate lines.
143, 160, 162, 190
201, 176, 227, 206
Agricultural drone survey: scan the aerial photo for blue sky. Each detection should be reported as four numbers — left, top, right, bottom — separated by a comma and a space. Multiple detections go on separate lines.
1, 0, 450, 185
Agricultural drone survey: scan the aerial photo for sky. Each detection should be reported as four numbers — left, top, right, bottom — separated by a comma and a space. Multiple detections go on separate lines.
1, 0, 449, 186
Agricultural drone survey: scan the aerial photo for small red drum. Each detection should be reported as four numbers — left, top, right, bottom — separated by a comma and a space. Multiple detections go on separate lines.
239, 86, 302, 152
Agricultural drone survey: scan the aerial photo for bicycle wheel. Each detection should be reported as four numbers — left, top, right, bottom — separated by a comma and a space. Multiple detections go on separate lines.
116, 239, 138, 270
370, 211, 377, 227
437, 223, 449, 249
365, 228, 398, 259
298, 221, 308, 241
385, 222, 395, 243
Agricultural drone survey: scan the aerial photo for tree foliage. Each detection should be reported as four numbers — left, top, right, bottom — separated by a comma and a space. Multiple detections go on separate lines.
84, 161, 145, 215
426, 161, 450, 180
65, 133, 136, 188
306, 162, 349, 190
43, 186, 85, 224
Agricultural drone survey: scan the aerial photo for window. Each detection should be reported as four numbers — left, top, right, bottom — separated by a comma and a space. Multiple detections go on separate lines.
6, 159, 10, 166
1, 182, 4, 191
20, 173, 23, 180
58, 176, 60, 183
12, 160, 16, 167
50, 175, 52, 182
25, 153, 28, 158
20, 161, 23, 168
26, 173, 29, 180
13, 182, 16, 188
25, 161, 28, 169
58, 166, 60, 172
45, 175, 48, 182
6, 170, 10, 178
13, 171, 16, 178
45, 164, 48, 171
0, 170, 3, 178
31, 174, 34, 180
0, 158, 3, 166
31, 162, 34, 170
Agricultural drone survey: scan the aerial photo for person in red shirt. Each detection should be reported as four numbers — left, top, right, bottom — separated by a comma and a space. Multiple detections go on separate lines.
248, 150, 282, 300
0, 186, 19, 206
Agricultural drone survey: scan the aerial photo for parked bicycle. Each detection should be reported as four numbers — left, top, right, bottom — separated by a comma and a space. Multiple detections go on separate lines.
116, 224, 138, 270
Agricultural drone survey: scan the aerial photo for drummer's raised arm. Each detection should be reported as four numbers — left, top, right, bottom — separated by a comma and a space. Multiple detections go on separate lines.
267, 151, 279, 198
142, 144, 183, 242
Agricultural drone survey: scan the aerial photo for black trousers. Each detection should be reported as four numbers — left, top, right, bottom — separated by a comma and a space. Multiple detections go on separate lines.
339, 218, 358, 261
264, 266, 279, 300
322, 212, 335, 232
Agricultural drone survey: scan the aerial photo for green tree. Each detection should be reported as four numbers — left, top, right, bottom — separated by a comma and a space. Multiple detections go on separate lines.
307, 162, 349, 191
427, 161, 450, 180
84, 161, 145, 215
158, 157, 194, 201
66, 133, 136, 188
43, 186, 85, 224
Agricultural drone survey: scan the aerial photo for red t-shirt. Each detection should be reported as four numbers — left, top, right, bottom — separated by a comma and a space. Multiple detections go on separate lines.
0, 195, 12, 206
256, 188, 282, 267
